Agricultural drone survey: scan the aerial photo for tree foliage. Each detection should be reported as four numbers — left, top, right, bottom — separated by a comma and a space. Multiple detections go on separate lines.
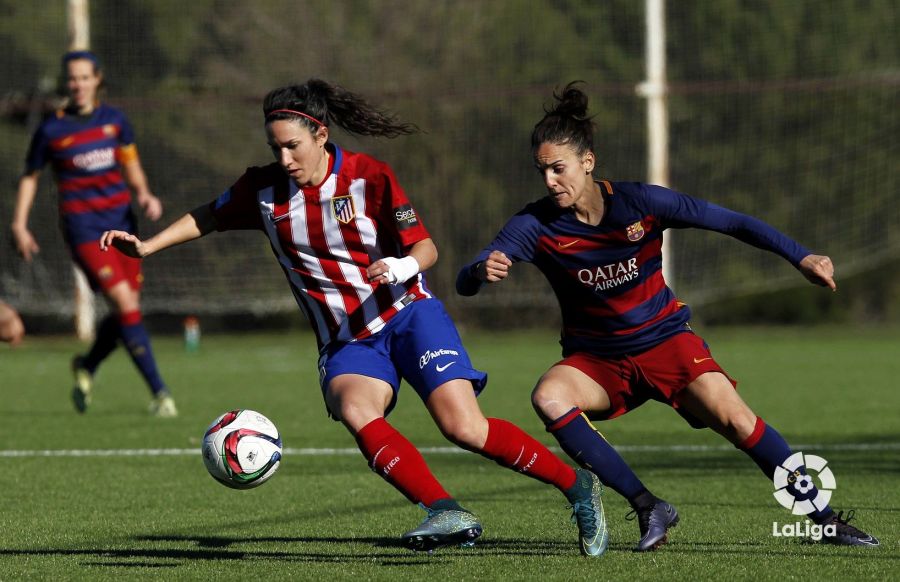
1, 0, 897, 323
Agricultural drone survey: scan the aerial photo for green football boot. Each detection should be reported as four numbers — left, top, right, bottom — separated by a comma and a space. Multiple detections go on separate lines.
566, 468, 609, 557
71, 355, 93, 413
401, 504, 483, 552
148, 391, 178, 418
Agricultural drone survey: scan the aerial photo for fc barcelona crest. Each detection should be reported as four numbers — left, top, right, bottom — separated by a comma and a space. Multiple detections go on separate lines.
332, 195, 356, 224
102, 124, 117, 137
626, 221, 645, 242
98, 265, 114, 280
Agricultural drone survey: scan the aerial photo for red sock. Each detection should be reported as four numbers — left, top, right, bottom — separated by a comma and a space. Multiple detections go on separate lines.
480, 418, 577, 492
355, 418, 450, 506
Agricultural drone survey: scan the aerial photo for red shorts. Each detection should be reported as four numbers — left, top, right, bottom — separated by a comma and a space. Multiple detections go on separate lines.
71, 241, 143, 292
557, 331, 737, 428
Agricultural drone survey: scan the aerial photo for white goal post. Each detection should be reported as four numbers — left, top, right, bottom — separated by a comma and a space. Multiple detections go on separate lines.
68, 0, 95, 342
637, 0, 672, 284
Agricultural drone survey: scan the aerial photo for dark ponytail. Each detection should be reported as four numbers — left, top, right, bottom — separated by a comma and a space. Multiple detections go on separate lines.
531, 81, 595, 155
263, 79, 417, 138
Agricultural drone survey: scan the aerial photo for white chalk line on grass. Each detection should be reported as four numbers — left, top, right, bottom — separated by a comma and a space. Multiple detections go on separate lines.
1, 441, 899, 458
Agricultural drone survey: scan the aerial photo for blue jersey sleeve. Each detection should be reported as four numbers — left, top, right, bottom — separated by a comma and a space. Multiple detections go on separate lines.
641, 184, 812, 266
24, 124, 49, 174
456, 211, 540, 296
117, 112, 136, 146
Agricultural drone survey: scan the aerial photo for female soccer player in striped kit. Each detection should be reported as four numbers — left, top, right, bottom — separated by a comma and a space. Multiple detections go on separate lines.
457, 82, 878, 550
11, 51, 175, 417
100, 79, 608, 555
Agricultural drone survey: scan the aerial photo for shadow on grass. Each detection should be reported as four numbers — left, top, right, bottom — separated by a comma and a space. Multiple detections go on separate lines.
3, 534, 894, 569
79, 561, 181, 568
0, 544, 430, 567
0, 535, 590, 569
664, 542, 898, 560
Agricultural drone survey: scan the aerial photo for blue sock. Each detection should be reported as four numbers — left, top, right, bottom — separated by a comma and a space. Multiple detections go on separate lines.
548, 408, 648, 503
83, 315, 119, 374
118, 312, 166, 395
738, 417, 833, 523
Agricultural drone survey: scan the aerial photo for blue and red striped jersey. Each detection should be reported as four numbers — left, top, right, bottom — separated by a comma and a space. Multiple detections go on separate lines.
25, 103, 138, 245
457, 180, 812, 356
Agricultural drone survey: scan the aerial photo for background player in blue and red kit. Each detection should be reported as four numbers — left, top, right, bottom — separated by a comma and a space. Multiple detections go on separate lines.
11, 51, 175, 417
100, 79, 609, 556
457, 82, 878, 550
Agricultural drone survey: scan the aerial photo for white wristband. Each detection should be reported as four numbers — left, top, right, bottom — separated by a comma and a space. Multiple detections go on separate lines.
381, 256, 420, 285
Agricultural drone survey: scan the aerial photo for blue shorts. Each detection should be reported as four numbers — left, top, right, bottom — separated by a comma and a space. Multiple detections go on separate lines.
318, 298, 488, 416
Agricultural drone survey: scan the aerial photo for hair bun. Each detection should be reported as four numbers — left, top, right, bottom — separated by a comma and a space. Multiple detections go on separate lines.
551, 81, 589, 120
531, 81, 595, 155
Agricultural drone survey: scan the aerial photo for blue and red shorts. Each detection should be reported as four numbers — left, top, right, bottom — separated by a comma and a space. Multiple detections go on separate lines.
557, 331, 737, 428
318, 298, 488, 417
70, 240, 143, 292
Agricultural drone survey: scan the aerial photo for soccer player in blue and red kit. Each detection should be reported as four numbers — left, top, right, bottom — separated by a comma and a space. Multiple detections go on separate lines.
457, 82, 878, 550
11, 51, 175, 417
100, 79, 609, 555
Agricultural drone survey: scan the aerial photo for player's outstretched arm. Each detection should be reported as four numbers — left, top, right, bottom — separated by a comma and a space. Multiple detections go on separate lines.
100, 203, 216, 258
798, 254, 837, 291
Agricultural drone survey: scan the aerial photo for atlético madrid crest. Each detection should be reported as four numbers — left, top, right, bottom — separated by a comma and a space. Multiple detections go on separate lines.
332, 195, 356, 224
626, 221, 645, 242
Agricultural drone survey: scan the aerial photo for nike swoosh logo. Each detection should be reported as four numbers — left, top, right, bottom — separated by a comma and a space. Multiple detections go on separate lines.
435, 362, 457, 372
693, 357, 712, 364
558, 239, 580, 249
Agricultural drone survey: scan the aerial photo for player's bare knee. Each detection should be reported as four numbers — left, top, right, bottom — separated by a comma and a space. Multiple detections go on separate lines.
327, 393, 371, 430
106, 285, 140, 313
713, 406, 757, 443
434, 414, 487, 450
530, 383, 555, 417
728, 408, 758, 442
443, 423, 483, 450
531, 378, 573, 420
337, 403, 380, 432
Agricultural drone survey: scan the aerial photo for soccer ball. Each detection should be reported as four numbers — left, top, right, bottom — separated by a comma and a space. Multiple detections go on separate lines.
202, 409, 282, 489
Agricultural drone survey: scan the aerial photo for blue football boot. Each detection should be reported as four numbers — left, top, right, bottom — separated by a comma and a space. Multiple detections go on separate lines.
821, 510, 879, 547
628, 498, 679, 551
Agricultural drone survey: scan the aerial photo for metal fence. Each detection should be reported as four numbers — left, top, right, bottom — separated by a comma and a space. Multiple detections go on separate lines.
1, 1, 897, 328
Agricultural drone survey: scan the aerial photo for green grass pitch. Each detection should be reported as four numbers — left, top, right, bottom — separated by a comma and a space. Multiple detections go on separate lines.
0, 326, 897, 579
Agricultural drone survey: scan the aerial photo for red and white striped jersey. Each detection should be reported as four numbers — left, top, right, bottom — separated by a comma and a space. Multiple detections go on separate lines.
210, 144, 432, 349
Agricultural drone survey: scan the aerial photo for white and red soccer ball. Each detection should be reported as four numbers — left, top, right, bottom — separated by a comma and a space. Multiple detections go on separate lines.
202, 409, 282, 489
